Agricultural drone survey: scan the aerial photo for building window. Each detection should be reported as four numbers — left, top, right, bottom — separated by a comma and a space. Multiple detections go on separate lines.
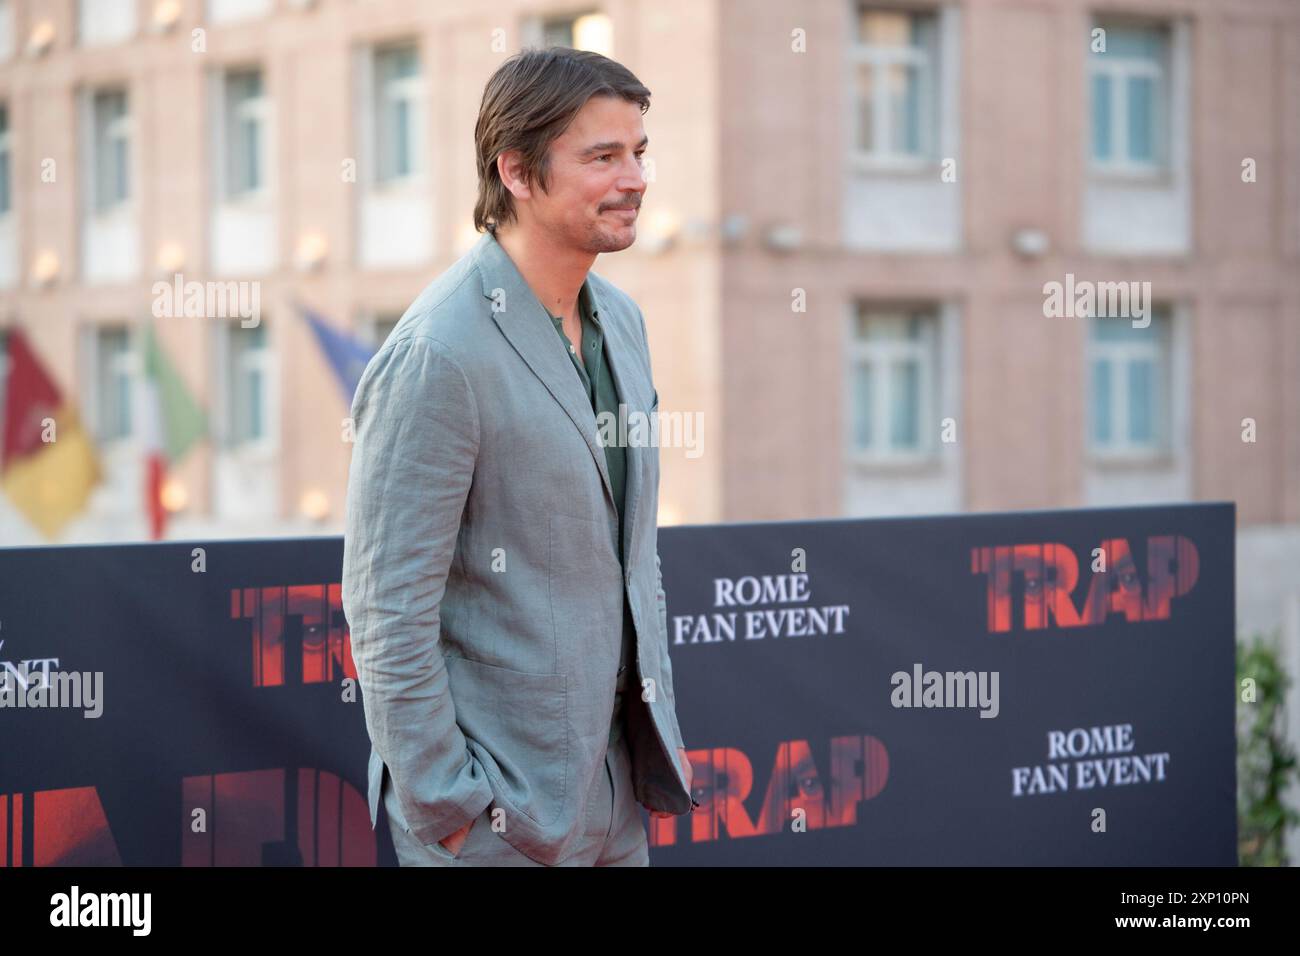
224, 322, 270, 446
849, 307, 938, 459
537, 11, 613, 54
1087, 308, 1171, 457
78, 0, 137, 46
371, 313, 401, 347
0, 103, 10, 215
92, 89, 130, 212
1090, 21, 1169, 174
0, 1, 16, 61
373, 43, 422, 184
224, 69, 267, 199
94, 325, 135, 443
851, 7, 940, 167
212, 318, 276, 520
207, 0, 272, 25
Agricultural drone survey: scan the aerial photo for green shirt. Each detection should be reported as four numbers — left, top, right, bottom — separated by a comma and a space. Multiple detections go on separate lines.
548, 283, 636, 748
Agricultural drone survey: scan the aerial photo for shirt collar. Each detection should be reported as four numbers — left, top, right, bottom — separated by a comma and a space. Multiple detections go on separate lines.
581, 279, 602, 326
549, 279, 602, 328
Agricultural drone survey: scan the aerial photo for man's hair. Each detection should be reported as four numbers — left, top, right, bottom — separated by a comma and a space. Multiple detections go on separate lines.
473, 47, 651, 233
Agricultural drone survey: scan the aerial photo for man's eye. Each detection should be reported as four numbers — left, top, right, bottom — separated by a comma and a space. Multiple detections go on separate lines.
598, 154, 612, 162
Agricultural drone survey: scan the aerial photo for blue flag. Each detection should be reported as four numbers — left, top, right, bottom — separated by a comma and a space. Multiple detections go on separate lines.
296, 301, 376, 405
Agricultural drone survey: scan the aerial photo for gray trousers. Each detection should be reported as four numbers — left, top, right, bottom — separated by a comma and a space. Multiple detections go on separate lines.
384, 732, 650, 867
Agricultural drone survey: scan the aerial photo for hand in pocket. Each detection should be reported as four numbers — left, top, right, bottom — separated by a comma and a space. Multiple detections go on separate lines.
437, 816, 476, 857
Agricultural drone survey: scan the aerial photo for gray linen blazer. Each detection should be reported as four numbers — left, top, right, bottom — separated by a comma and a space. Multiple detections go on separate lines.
341, 227, 691, 866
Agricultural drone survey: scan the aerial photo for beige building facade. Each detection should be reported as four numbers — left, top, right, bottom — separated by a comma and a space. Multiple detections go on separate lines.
0, 0, 1298, 859
0, 0, 1297, 697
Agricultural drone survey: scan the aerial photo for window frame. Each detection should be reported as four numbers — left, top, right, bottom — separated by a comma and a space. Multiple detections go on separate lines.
848, 5, 942, 172
1088, 19, 1171, 179
0, 101, 11, 216
84, 322, 138, 447
220, 67, 270, 203
206, 0, 274, 26
0, 1, 13, 63
77, 0, 138, 47
91, 88, 132, 214
371, 42, 424, 188
526, 9, 614, 55
846, 305, 941, 466
364, 310, 402, 349
215, 318, 277, 454
1085, 307, 1173, 462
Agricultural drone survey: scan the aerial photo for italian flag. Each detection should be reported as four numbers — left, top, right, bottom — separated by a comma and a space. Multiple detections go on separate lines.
141, 322, 206, 540
0, 328, 101, 539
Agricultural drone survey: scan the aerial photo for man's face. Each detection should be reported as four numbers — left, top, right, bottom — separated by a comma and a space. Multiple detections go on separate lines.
514, 94, 648, 253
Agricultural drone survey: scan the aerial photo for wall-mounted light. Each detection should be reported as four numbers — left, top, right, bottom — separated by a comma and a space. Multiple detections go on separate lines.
160, 479, 189, 513
719, 214, 748, 245
300, 488, 330, 522
151, 0, 182, 33
1011, 227, 1050, 259
572, 14, 613, 57
763, 224, 802, 253
640, 208, 680, 255
155, 241, 186, 276
295, 232, 328, 272
26, 20, 55, 57
31, 250, 60, 288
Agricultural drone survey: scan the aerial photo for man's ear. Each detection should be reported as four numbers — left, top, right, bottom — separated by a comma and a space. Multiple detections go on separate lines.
496, 150, 532, 200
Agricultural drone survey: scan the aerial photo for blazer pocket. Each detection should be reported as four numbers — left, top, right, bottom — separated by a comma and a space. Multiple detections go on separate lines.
444, 655, 569, 828
387, 769, 461, 858
424, 834, 459, 860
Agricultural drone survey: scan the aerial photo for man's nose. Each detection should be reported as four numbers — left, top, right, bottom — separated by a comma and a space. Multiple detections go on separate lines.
618, 156, 647, 191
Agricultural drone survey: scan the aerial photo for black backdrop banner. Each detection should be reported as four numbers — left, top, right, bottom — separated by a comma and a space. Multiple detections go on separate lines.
0, 502, 1235, 866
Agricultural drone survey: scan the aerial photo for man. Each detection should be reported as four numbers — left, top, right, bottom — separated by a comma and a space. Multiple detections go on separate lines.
341, 46, 694, 867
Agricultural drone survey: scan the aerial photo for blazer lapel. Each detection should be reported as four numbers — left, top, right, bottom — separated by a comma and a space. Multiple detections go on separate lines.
472, 229, 616, 512
601, 306, 646, 569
